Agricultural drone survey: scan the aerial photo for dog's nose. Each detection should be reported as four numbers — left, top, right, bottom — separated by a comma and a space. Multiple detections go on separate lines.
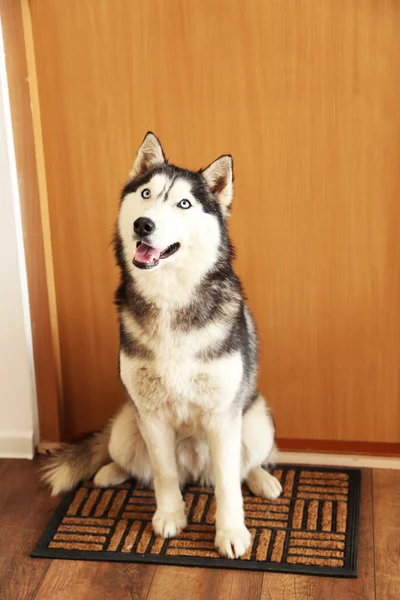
133, 217, 155, 237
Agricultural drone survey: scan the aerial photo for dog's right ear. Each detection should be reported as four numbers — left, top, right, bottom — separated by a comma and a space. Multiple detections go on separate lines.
130, 132, 166, 179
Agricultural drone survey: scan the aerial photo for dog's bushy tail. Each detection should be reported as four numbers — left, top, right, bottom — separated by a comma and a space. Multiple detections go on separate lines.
41, 425, 111, 496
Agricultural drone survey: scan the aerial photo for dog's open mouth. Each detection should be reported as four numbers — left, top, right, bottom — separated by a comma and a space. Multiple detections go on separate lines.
133, 241, 180, 270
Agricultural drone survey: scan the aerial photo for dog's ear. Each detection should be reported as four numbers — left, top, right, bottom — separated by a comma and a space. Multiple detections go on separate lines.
202, 155, 233, 215
130, 132, 166, 179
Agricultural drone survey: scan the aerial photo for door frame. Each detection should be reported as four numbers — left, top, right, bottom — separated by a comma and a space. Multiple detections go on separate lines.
1, 0, 62, 441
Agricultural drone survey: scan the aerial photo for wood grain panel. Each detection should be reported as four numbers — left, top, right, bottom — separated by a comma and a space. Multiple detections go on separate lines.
29, 0, 400, 440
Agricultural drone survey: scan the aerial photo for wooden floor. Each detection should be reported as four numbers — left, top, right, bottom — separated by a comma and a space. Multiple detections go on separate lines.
0, 459, 399, 600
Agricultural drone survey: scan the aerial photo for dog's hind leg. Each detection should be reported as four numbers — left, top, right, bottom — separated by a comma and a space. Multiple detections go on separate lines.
241, 393, 283, 500
93, 401, 153, 488
94, 461, 130, 487
246, 465, 282, 500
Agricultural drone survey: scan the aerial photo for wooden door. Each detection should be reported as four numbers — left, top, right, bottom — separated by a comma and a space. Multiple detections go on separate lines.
28, 0, 400, 443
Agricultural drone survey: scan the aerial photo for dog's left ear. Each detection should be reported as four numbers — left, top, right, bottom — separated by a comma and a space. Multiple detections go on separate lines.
202, 155, 233, 215
130, 132, 166, 179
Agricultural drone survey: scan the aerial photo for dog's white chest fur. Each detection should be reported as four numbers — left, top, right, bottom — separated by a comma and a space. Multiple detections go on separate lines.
119, 309, 243, 426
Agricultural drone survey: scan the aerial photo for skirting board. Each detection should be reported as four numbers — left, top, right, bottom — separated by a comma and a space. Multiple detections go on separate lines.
276, 450, 400, 470
0, 430, 35, 458
37, 441, 400, 470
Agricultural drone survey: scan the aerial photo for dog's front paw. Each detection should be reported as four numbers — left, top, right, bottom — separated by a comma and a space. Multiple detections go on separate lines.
215, 524, 251, 559
152, 507, 187, 538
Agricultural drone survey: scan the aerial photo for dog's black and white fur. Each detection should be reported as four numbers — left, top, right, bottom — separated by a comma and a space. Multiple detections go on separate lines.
43, 133, 282, 558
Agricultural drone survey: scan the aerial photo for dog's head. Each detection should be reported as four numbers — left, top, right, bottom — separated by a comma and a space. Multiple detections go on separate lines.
118, 133, 233, 278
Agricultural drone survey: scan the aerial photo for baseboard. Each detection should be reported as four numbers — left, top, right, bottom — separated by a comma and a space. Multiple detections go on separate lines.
276, 438, 400, 456
0, 430, 35, 458
276, 450, 400, 470
37, 440, 400, 470
37, 440, 60, 455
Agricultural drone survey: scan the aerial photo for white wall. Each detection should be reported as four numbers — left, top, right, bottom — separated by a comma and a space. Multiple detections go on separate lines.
0, 20, 38, 458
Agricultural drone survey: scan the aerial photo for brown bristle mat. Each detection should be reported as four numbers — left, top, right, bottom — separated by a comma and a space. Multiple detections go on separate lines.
32, 465, 361, 578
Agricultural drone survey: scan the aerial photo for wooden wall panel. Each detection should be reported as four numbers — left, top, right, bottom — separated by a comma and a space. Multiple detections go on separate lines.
29, 0, 400, 441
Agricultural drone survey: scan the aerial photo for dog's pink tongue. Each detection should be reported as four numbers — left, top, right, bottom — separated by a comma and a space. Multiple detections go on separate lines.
135, 243, 162, 263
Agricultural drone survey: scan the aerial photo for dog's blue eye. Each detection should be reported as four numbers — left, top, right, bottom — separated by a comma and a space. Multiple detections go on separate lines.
141, 188, 151, 199
178, 199, 191, 209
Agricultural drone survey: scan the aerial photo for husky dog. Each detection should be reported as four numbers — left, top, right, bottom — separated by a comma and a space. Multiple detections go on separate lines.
43, 133, 282, 558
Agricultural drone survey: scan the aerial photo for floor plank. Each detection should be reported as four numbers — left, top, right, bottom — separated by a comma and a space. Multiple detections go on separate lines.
260, 469, 375, 600
0, 459, 380, 600
373, 469, 400, 600
147, 565, 263, 600
0, 459, 59, 600
0, 458, 155, 600
27, 462, 156, 600
34, 560, 156, 600
0, 458, 9, 480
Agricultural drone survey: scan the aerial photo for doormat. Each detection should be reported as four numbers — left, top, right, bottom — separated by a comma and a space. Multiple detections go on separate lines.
32, 465, 361, 577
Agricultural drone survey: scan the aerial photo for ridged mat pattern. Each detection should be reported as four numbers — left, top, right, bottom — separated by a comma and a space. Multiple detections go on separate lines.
32, 466, 361, 577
